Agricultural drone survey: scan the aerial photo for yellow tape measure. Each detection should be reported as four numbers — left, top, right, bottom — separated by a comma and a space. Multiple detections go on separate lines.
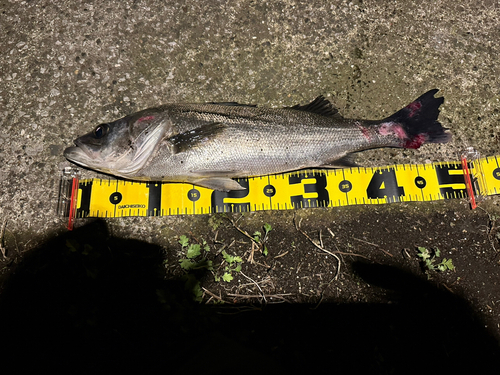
58, 149, 500, 229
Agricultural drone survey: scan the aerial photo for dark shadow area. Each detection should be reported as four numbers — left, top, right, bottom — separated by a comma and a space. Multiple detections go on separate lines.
1, 220, 499, 374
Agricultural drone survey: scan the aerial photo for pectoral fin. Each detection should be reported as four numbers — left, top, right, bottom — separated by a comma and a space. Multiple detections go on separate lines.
192, 177, 247, 192
169, 122, 226, 153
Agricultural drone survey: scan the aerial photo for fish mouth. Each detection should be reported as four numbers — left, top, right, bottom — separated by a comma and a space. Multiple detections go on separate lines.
63, 140, 95, 168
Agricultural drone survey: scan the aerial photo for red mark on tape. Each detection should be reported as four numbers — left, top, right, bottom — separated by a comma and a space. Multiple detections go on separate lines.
461, 155, 477, 209
67, 176, 79, 231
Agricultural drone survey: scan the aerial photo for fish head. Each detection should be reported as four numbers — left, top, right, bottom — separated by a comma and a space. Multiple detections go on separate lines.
64, 109, 167, 178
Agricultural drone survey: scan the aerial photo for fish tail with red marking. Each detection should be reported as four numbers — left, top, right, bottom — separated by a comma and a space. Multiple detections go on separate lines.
381, 89, 451, 149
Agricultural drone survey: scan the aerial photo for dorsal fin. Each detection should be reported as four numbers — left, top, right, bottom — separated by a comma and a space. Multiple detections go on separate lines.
288, 96, 340, 117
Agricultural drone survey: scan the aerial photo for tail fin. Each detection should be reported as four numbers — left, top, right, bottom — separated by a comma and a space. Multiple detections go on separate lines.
384, 89, 451, 149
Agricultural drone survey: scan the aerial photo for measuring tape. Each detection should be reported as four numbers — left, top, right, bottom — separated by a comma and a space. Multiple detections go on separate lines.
58, 148, 500, 230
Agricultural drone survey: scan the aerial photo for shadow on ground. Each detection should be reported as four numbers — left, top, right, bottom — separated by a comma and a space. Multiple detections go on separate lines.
1, 220, 499, 374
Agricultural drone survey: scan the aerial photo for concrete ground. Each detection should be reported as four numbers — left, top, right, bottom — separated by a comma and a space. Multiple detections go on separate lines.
1, 1, 500, 370
2, 0, 500, 241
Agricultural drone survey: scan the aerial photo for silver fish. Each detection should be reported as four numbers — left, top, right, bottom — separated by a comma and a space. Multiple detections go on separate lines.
64, 89, 450, 191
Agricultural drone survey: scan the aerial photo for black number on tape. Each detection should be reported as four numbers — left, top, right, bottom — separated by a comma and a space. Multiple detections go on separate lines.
435, 164, 467, 198
339, 180, 352, 193
493, 168, 500, 180
289, 172, 329, 208
77, 181, 92, 218
188, 188, 200, 202
146, 182, 162, 216
211, 178, 250, 213
415, 176, 426, 188
109, 192, 123, 205
367, 169, 404, 202
263, 185, 276, 197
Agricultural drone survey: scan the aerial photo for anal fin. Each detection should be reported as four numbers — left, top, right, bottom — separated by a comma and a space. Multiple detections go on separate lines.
320, 155, 358, 168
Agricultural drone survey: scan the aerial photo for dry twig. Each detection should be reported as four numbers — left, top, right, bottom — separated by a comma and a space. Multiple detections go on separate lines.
353, 237, 394, 257
0, 218, 7, 260
227, 293, 291, 302
294, 216, 342, 280
240, 271, 267, 304
274, 250, 289, 259
202, 287, 227, 304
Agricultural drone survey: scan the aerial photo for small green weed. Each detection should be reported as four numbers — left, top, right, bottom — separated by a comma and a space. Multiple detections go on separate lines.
178, 235, 212, 272
252, 223, 272, 256
183, 274, 204, 302
177, 234, 245, 302
215, 250, 243, 283
417, 246, 455, 274
177, 235, 213, 302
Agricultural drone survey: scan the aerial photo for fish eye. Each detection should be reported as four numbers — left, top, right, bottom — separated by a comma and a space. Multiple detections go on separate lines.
94, 124, 109, 139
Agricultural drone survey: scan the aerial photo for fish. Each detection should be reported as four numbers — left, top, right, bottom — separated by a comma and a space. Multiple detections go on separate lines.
64, 89, 451, 191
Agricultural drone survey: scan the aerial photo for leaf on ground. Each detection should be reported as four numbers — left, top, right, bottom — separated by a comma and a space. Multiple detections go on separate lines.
192, 259, 214, 271
222, 273, 233, 282
263, 245, 269, 256
417, 246, 431, 260
179, 258, 194, 270
222, 251, 235, 263
186, 244, 201, 259
445, 259, 455, 271
192, 282, 203, 302
222, 250, 231, 263
439, 258, 455, 271
425, 259, 435, 270
222, 251, 242, 267
183, 274, 203, 302
179, 235, 189, 247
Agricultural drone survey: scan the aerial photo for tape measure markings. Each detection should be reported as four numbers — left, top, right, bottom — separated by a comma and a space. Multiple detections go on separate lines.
59, 154, 500, 226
